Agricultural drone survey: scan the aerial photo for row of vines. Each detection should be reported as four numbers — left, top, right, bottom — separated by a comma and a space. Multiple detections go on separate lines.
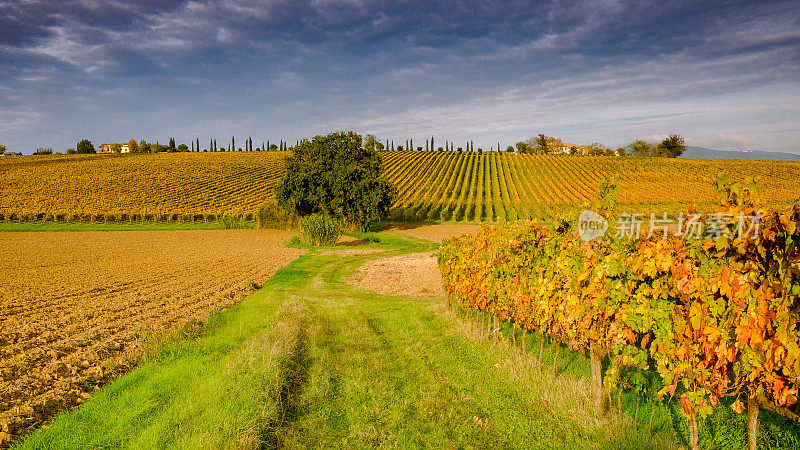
1, 151, 799, 223
383, 151, 800, 222
437, 177, 800, 449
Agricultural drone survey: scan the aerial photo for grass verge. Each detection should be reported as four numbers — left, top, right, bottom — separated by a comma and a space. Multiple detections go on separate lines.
16, 233, 679, 449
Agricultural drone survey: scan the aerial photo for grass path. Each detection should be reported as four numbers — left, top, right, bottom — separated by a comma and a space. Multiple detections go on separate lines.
16, 234, 676, 449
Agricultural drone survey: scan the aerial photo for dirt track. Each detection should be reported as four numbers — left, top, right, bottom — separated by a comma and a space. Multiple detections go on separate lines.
0, 229, 304, 445
352, 252, 445, 298
390, 224, 480, 243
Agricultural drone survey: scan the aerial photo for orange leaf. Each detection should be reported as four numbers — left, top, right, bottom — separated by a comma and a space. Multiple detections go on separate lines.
680, 394, 693, 415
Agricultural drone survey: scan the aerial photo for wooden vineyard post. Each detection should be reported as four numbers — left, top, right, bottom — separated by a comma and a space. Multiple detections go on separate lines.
537, 337, 545, 371
590, 343, 607, 415
551, 344, 560, 377
512, 322, 517, 346
687, 412, 699, 450
748, 396, 759, 450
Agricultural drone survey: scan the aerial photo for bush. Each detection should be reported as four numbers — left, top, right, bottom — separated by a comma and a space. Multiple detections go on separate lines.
351, 231, 381, 243
218, 215, 248, 229
300, 214, 341, 246
256, 199, 297, 230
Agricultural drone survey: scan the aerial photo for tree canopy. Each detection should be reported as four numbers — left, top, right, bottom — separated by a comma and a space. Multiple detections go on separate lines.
0, 144, 6, 155
274, 131, 397, 230
627, 139, 654, 156
655, 134, 686, 158
76, 139, 95, 154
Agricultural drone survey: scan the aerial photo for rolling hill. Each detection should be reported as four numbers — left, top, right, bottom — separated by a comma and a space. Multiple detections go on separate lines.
680, 146, 800, 161
1, 151, 798, 223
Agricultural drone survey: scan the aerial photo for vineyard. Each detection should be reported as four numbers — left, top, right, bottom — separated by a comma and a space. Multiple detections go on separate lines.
1, 151, 799, 223
437, 179, 800, 449
0, 230, 304, 446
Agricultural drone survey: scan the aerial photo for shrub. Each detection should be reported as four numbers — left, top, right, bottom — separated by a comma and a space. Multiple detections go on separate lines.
299, 214, 341, 246
351, 231, 381, 243
256, 199, 297, 230
218, 214, 248, 229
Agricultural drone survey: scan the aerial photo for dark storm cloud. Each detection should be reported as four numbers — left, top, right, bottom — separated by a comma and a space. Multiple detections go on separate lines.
0, 0, 798, 153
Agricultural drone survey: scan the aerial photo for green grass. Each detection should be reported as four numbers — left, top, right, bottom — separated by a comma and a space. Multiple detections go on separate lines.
0, 221, 255, 232
16, 232, 679, 449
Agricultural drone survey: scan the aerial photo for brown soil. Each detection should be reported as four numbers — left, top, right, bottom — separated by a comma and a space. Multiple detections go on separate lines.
389, 224, 480, 243
352, 252, 444, 298
0, 229, 305, 446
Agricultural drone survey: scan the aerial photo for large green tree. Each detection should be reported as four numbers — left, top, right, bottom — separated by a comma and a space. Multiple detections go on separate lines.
0, 144, 6, 155
76, 139, 95, 154
275, 131, 397, 230
655, 134, 686, 157
627, 139, 653, 156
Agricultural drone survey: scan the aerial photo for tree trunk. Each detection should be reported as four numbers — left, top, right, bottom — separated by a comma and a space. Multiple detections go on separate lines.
688, 412, 699, 450
590, 343, 607, 415
617, 386, 623, 413
748, 396, 759, 450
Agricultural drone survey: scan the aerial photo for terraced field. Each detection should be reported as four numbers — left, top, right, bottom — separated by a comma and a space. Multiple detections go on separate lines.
1, 151, 798, 223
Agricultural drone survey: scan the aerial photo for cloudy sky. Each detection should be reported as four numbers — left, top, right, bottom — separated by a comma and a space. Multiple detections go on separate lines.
1, 0, 799, 154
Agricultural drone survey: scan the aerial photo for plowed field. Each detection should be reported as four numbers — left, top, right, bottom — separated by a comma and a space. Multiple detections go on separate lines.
0, 230, 304, 445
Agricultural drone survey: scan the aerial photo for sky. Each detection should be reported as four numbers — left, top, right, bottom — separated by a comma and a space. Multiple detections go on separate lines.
1, 0, 799, 154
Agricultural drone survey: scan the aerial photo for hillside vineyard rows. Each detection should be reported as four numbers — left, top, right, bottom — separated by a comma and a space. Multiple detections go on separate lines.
0, 230, 304, 445
1, 151, 799, 222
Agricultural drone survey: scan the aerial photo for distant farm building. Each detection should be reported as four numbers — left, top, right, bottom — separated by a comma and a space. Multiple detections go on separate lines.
98, 143, 130, 154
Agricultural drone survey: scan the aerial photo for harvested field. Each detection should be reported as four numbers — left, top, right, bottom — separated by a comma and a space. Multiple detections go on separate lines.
352, 252, 444, 298
390, 224, 480, 243
0, 229, 304, 445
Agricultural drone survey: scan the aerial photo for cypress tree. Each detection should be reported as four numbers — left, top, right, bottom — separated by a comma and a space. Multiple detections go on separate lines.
267, 140, 270, 151
197, 138, 200, 152
405, 139, 408, 150
411, 138, 414, 151
431, 136, 434, 151
426, 139, 429, 151
191, 140, 194, 151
